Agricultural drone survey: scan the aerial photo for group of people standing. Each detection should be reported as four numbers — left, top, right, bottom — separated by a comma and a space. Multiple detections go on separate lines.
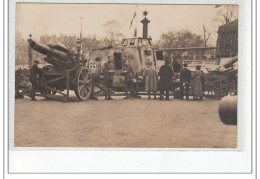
102, 55, 204, 101
180, 63, 204, 100
28, 55, 204, 101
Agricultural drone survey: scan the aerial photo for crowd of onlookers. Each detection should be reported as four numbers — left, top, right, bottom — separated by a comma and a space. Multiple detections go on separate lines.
27, 55, 204, 101
101, 55, 204, 101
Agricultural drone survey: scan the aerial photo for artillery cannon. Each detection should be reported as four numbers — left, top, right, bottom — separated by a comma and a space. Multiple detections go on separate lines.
203, 56, 238, 98
28, 37, 92, 101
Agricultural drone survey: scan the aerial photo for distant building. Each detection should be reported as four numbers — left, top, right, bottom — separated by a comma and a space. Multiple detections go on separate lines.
155, 47, 217, 64
216, 19, 238, 58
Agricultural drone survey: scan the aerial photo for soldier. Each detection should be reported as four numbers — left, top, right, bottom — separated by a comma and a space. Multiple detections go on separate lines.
158, 57, 174, 101
180, 63, 191, 100
122, 60, 135, 100
172, 55, 182, 73
102, 55, 115, 100
29, 59, 41, 101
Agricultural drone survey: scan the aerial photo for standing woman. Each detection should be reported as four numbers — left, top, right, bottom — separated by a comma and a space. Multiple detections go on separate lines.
143, 61, 158, 99
190, 65, 203, 100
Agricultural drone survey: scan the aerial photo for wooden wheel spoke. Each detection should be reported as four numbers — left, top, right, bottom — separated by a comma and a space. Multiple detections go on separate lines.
82, 88, 87, 97
79, 80, 84, 85
79, 85, 85, 95
86, 85, 91, 91
84, 80, 91, 85
85, 72, 90, 80
82, 69, 88, 78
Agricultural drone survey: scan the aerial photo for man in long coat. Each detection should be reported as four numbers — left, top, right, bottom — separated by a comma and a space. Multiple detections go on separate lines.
102, 55, 115, 100
172, 56, 182, 73
29, 59, 41, 101
143, 61, 158, 99
158, 58, 174, 100
180, 63, 191, 100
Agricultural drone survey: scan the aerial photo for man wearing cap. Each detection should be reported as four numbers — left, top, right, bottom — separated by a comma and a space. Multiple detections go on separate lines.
122, 60, 135, 100
158, 57, 174, 101
29, 60, 41, 101
172, 56, 182, 73
102, 55, 115, 100
180, 63, 191, 100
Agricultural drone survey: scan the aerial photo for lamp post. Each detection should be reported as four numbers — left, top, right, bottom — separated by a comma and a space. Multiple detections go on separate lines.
76, 38, 81, 55
28, 34, 33, 67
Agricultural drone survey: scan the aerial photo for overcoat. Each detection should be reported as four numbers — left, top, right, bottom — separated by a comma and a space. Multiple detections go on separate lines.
143, 67, 158, 92
180, 68, 191, 82
29, 64, 40, 82
158, 64, 174, 91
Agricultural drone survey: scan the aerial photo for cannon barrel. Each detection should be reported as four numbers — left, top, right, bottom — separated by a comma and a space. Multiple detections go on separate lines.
218, 96, 237, 125
28, 39, 68, 61
222, 56, 238, 69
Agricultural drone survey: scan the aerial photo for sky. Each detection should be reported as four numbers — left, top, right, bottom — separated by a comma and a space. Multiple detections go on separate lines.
16, 3, 236, 44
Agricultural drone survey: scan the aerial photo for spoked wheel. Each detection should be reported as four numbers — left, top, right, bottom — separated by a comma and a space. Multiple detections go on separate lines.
74, 66, 92, 101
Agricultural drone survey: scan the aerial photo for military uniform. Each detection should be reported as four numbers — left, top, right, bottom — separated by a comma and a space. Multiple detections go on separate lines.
102, 59, 115, 100
122, 65, 135, 100
158, 62, 174, 100
180, 67, 191, 100
29, 62, 41, 100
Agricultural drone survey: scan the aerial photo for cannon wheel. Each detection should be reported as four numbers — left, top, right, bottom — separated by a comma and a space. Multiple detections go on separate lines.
74, 66, 92, 101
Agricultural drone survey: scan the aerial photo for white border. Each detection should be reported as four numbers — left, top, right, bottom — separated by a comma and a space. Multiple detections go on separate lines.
5, 0, 255, 176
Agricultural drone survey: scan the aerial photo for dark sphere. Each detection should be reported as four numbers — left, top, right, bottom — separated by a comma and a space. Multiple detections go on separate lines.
143, 10, 148, 16
218, 96, 237, 125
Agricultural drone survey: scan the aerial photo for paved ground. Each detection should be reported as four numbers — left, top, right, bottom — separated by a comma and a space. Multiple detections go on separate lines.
14, 95, 237, 148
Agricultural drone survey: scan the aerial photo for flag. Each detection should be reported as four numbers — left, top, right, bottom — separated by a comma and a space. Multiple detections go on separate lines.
129, 11, 136, 29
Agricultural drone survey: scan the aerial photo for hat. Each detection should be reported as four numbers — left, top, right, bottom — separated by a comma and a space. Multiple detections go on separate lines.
164, 57, 170, 64
183, 64, 188, 67
196, 65, 201, 70
34, 59, 40, 64
145, 61, 152, 66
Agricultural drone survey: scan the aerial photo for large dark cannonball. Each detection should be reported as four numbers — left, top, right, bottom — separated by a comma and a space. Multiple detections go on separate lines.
218, 96, 237, 125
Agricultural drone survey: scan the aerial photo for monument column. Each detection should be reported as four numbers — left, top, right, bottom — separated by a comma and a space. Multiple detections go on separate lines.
141, 10, 150, 39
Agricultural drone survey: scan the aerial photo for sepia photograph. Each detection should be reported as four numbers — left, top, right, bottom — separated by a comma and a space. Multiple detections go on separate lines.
14, 3, 238, 148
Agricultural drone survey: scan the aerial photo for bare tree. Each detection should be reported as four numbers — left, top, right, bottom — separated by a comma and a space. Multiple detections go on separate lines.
15, 32, 29, 66
102, 20, 123, 46
214, 5, 238, 24
202, 24, 211, 47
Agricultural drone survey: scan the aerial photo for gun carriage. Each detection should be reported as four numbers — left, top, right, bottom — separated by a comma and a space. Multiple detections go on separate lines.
27, 38, 92, 101
203, 56, 238, 98
15, 68, 31, 99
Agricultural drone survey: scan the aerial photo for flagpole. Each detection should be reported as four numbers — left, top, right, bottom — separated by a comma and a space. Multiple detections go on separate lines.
129, 4, 138, 37
134, 4, 138, 37
80, 17, 83, 55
